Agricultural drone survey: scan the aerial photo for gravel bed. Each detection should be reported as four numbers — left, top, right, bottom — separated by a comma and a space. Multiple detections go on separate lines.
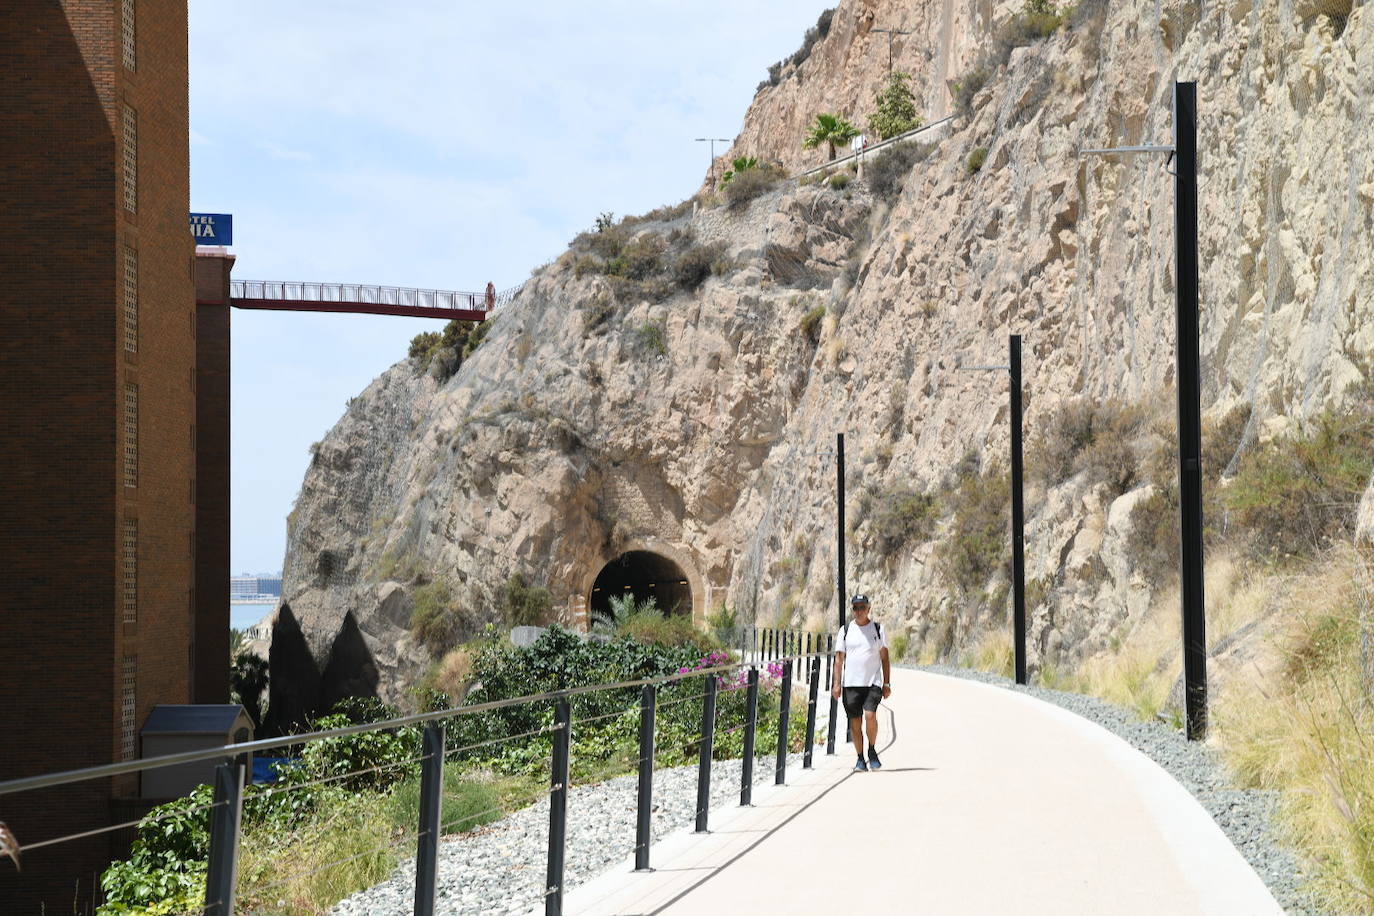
911, 663, 1326, 915
330, 749, 811, 916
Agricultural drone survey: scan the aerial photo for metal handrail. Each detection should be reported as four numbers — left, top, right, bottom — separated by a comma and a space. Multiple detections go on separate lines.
5, 637, 835, 915
0, 654, 823, 798
793, 114, 956, 180
229, 279, 523, 312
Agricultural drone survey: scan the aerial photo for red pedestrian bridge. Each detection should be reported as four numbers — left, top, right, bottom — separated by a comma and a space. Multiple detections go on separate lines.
217, 279, 523, 320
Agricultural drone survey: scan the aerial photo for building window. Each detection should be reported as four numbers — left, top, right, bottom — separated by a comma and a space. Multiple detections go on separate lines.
122, 106, 137, 213
124, 384, 138, 489
123, 519, 138, 623
121, 0, 136, 71
121, 656, 137, 760
123, 247, 138, 352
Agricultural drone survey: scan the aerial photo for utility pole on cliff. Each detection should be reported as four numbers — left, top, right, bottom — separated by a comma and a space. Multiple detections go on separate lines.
871, 28, 913, 78
695, 137, 731, 189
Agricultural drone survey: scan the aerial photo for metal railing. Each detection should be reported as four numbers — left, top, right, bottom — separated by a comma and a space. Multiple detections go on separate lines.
0, 633, 834, 916
230, 279, 523, 313
793, 114, 956, 181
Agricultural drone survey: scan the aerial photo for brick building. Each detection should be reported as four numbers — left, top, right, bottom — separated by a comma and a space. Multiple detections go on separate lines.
0, 2, 226, 910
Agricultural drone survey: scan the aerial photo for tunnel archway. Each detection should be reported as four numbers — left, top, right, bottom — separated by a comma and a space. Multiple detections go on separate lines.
590, 550, 692, 621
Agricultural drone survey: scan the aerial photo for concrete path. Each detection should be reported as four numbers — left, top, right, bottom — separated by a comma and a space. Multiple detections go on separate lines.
557, 668, 1284, 916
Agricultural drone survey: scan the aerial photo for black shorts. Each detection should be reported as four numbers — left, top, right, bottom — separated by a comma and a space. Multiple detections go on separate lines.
842, 686, 883, 719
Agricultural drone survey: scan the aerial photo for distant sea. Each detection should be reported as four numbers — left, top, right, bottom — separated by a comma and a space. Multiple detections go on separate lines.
231, 602, 273, 631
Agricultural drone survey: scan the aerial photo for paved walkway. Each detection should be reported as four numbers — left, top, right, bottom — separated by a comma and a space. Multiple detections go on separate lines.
558, 668, 1284, 915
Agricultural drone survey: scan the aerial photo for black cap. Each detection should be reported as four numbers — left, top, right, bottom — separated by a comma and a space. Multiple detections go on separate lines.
851, 594, 870, 605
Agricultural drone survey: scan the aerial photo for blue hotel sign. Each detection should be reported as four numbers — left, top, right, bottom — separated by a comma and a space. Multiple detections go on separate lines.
189, 213, 232, 245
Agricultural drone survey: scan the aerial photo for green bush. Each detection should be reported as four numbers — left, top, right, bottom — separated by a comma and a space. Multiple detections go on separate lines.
724, 165, 784, 209
799, 305, 826, 344
827, 171, 852, 190
502, 573, 553, 627
635, 322, 668, 356
870, 486, 940, 556
411, 580, 461, 653
868, 70, 922, 140
1224, 409, 1374, 561
287, 712, 421, 793
619, 610, 714, 648
966, 147, 989, 174
937, 464, 1010, 594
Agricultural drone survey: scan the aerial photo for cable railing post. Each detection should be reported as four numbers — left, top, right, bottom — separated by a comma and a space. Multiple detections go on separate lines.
804, 656, 821, 769
740, 666, 759, 806
414, 721, 445, 916
776, 660, 793, 785
693, 674, 718, 833
203, 759, 244, 916
545, 698, 571, 916
634, 684, 656, 872
826, 633, 838, 755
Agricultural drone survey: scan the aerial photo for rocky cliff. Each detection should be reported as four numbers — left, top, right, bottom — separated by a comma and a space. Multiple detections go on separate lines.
270, 0, 1372, 722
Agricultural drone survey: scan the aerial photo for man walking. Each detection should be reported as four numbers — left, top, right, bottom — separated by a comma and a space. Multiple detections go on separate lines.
831, 593, 891, 771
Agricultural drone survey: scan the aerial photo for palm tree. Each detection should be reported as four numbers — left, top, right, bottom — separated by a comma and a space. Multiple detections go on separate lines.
802, 113, 860, 161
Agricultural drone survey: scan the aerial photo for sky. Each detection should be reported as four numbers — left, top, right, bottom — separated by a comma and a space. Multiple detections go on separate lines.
188, 0, 831, 575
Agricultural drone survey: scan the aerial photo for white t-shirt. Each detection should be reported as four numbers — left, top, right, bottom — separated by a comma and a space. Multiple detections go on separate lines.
836, 620, 888, 687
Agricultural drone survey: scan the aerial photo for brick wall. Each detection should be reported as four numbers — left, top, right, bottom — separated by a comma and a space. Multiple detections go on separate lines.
0, 2, 194, 910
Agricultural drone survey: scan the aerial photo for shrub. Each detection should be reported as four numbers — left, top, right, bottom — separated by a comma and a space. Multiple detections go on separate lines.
953, 67, 992, 115
635, 322, 667, 356
719, 156, 759, 187
619, 610, 712, 648
724, 165, 783, 209
461, 319, 491, 359
502, 573, 553, 627
866, 141, 931, 201
966, 147, 989, 174
1224, 409, 1374, 561
799, 305, 826, 345
428, 646, 474, 701
411, 580, 461, 653
937, 464, 1010, 594
868, 70, 922, 140
870, 486, 940, 555
288, 711, 420, 793
706, 604, 739, 644
674, 241, 726, 291
1029, 397, 1147, 496
827, 171, 852, 190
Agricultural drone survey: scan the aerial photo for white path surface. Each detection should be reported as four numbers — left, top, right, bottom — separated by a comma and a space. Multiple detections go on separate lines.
554, 668, 1284, 916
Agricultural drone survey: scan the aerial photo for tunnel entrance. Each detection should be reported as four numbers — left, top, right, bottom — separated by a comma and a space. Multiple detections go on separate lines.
590, 551, 692, 620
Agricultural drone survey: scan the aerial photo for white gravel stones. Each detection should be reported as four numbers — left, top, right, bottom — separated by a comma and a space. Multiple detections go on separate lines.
330, 751, 807, 916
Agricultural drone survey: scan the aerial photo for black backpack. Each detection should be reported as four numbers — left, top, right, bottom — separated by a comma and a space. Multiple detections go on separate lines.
842, 620, 881, 645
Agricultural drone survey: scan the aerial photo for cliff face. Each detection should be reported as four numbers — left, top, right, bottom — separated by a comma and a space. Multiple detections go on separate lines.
271, 0, 1373, 719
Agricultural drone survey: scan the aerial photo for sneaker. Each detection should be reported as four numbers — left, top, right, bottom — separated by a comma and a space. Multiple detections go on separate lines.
853, 756, 868, 772
867, 748, 882, 770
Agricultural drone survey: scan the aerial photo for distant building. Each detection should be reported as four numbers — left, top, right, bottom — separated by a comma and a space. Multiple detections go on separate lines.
231, 575, 283, 598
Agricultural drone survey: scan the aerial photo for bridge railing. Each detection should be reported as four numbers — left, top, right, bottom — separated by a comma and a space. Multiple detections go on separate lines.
0, 629, 832, 916
230, 280, 523, 313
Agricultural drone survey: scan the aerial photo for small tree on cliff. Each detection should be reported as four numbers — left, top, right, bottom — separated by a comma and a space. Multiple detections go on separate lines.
868, 71, 923, 140
802, 113, 860, 161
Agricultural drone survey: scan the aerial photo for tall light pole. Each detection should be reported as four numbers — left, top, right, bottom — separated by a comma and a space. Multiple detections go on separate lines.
1081, 82, 1206, 739
695, 137, 731, 188
871, 27, 913, 78
957, 339, 1027, 685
